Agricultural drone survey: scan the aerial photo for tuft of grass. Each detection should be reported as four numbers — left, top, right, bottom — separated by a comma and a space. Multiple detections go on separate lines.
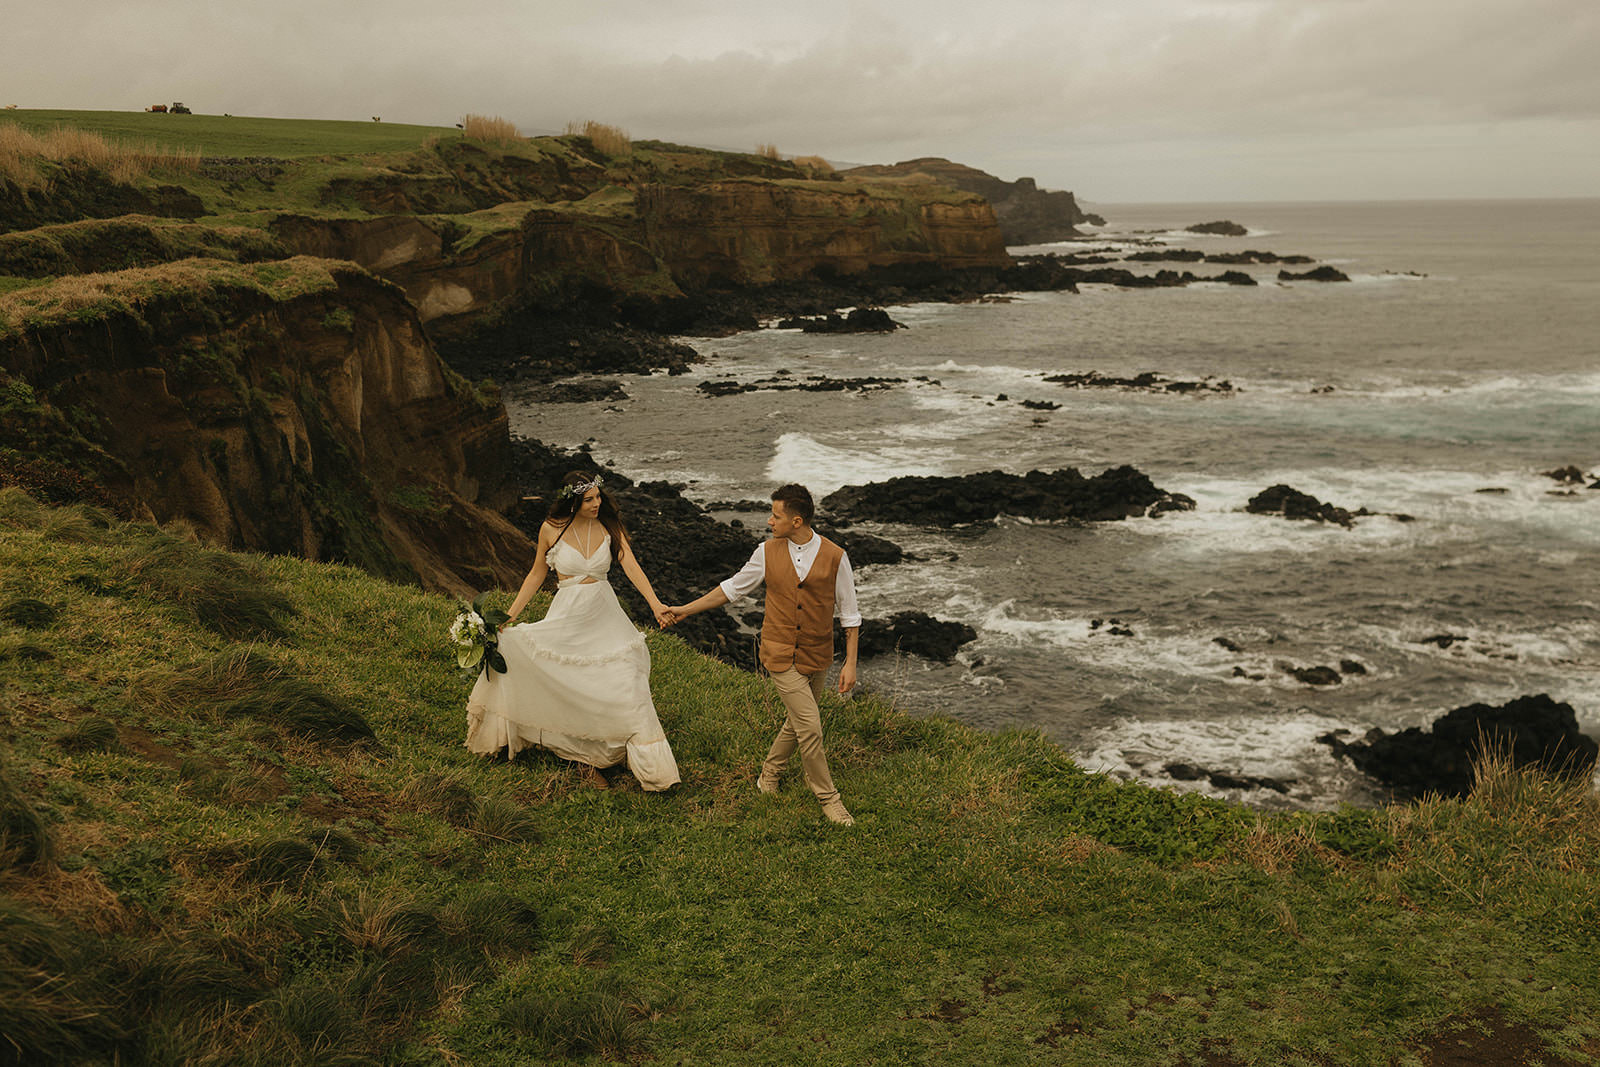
499, 972, 650, 1060
793, 153, 835, 178
114, 530, 296, 640
0, 763, 56, 870
754, 142, 782, 160
54, 717, 122, 755
564, 120, 632, 158
469, 795, 540, 844
139, 649, 378, 745
216, 827, 362, 889
0, 597, 57, 629
460, 114, 521, 146
0, 120, 201, 189
0, 901, 122, 1064
399, 770, 478, 825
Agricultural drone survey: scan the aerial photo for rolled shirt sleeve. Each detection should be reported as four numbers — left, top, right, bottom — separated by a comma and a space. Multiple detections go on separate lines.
835, 551, 861, 629
718, 544, 767, 604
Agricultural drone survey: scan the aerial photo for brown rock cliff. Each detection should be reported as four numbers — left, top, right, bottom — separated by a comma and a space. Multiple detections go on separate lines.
0, 258, 532, 595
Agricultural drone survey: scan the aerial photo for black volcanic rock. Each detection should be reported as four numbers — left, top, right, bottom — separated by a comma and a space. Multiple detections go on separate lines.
1320, 694, 1598, 799
1541, 465, 1593, 484
1186, 220, 1248, 236
1126, 249, 1206, 262
1205, 251, 1314, 265
1044, 370, 1234, 395
1246, 485, 1356, 527
822, 466, 1183, 526
1165, 762, 1292, 794
697, 374, 903, 397
522, 379, 629, 404
1278, 266, 1351, 282
776, 307, 906, 333
1282, 664, 1342, 687
815, 527, 905, 566
858, 611, 978, 662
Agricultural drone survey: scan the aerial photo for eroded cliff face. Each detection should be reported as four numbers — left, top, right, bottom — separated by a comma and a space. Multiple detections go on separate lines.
270, 178, 1011, 327
842, 157, 1093, 245
637, 180, 1011, 288
0, 258, 531, 595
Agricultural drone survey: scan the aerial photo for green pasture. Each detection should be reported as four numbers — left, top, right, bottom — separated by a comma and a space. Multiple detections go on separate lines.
0, 108, 461, 158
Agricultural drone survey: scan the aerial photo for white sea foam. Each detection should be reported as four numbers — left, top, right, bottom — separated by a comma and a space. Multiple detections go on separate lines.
1074, 712, 1370, 809
765, 432, 955, 496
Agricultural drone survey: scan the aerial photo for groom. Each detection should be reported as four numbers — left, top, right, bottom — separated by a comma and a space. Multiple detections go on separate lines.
667, 484, 860, 826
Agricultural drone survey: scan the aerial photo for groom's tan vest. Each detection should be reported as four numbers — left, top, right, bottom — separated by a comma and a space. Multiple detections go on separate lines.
760, 535, 843, 675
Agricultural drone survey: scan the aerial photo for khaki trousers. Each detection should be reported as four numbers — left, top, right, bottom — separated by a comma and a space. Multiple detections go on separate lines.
762, 667, 839, 804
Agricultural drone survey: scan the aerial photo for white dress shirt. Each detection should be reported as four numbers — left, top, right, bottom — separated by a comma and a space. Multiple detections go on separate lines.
719, 533, 862, 629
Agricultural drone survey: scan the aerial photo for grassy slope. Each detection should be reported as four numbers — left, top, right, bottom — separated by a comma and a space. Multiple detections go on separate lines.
1, 109, 457, 158
3, 491, 1599, 1065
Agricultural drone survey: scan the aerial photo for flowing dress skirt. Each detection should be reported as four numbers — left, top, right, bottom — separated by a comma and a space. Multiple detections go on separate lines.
464, 580, 680, 790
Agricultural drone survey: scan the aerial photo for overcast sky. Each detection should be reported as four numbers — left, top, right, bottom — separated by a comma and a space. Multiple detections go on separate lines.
5, 0, 1598, 202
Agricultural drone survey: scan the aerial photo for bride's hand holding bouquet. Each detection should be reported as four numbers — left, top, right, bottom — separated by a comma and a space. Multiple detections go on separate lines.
449, 592, 510, 677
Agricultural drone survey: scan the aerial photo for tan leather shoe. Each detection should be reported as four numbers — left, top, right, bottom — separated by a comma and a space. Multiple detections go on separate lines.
756, 774, 779, 795
821, 799, 855, 826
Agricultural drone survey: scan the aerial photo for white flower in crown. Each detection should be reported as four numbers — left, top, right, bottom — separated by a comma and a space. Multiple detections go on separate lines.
559, 475, 604, 500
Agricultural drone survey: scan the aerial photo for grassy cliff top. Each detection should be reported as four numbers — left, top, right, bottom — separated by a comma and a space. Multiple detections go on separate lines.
2, 488, 1598, 1064
1, 109, 459, 159
0, 256, 352, 338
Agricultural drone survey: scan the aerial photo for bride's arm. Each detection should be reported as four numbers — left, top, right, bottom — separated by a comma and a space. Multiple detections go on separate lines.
615, 532, 671, 627
505, 524, 555, 624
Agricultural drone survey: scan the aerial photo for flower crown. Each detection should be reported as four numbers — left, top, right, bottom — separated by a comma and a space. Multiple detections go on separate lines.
559, 475, 604, 500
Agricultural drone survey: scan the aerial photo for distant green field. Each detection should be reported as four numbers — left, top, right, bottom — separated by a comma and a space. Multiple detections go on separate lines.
0, 108, 459, 158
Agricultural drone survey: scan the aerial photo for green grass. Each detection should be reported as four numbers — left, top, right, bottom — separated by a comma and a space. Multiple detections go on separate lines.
1, 109, 458, 159
1, 488, 1598, 1064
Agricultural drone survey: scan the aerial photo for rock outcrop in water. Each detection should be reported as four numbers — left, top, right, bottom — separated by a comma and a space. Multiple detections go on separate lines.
858, 611, 978, 662
1045, 370, 1235, 395
1246, 484, 1414, 528
1186, 220, 1248, 236
775, 307, 906, 333
1319, 694, 1598, 799
822, 466, 1193, 526
1247, 485, 1358, 527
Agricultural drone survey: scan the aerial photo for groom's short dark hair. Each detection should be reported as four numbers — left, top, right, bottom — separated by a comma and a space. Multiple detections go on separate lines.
771, 484, 814, 524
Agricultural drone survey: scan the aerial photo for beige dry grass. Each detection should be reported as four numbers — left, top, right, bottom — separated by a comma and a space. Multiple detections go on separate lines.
459, 114, 520, 146
563, 120, 632, 157
0, 122, 200, 188
792, 154, 834, 178
755, 142, 782, 160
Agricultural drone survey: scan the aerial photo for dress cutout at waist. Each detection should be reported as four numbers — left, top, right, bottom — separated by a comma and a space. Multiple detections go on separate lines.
548, 533, 611, 587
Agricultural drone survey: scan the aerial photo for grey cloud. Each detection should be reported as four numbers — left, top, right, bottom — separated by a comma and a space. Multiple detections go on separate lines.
3, 0, 1595, 199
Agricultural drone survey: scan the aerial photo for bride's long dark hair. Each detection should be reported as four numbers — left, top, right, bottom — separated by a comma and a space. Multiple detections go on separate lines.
545, 470, 628, 548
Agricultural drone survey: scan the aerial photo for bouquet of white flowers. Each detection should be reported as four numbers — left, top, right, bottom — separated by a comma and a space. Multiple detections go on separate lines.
448, 593, 509, 677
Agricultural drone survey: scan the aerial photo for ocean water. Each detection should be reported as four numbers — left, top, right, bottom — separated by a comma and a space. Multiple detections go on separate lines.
507, 199, 1600, 809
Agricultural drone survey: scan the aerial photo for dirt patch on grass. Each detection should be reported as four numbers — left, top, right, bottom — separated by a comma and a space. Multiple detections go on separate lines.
1416, 1006, 1591, 1066
118, 723, 183, 767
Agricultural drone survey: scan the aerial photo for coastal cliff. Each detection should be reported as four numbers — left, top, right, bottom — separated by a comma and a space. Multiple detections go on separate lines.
267, 175, 1010, 331
842, 157, 1097, 245
0, 121, 1024, 591
0, 257, 531, 594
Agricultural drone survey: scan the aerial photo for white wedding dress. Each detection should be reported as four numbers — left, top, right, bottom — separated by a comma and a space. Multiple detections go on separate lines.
464, 532, 680, 790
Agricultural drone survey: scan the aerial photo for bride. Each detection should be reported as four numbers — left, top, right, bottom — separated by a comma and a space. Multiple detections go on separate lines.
464, 472, 680, 791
